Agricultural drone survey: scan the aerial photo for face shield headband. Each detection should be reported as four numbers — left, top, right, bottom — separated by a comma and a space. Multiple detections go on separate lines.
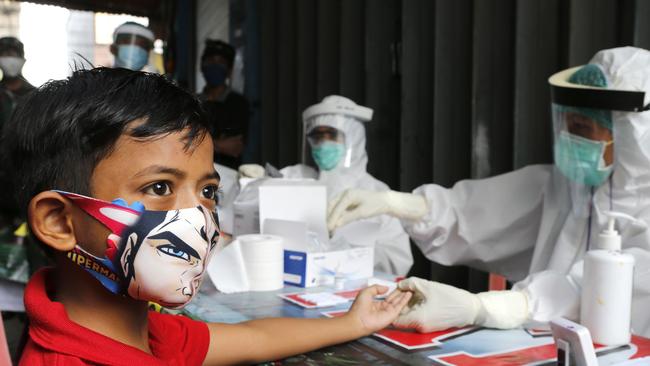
56, 190, 222, 308
549, 66, 650, 112
548, 65, 650, 188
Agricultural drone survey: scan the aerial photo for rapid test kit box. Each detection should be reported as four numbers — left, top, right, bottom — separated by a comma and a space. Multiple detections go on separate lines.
258, 180, 374, 287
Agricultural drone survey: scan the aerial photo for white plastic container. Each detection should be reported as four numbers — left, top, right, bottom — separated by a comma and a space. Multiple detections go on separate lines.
580, 211, 635, 346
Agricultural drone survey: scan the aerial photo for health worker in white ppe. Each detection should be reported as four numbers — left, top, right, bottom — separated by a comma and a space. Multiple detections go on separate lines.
110, 22, 154, 71
240, 96, 413, 275
327, 47, 650, 336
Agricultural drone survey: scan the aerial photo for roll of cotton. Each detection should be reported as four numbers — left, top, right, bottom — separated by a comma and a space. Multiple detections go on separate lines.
238, 234, 284, 291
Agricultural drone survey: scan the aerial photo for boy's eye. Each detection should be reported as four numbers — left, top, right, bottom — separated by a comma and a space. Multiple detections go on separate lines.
145, 182, 172, 196
201, 185, 218, 201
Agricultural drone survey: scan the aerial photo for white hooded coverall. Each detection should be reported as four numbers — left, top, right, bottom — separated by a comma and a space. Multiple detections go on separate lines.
404, 47, 650, 336
282, 98, 413, 276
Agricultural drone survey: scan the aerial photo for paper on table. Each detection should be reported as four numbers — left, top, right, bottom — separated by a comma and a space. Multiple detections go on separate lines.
207, 239, 250, 293
280, 291, 356, 308
298, 293, 349, 307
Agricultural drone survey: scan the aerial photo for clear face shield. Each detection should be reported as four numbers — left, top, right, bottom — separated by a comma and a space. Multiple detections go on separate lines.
301, 114, 354, 171
549, 64, 650, 215
117, 33, 152, 47
551, 104, 614, 188
114, 33, 153, 71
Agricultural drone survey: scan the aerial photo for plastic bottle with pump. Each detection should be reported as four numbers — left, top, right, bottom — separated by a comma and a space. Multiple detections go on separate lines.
580, 211, 635, 346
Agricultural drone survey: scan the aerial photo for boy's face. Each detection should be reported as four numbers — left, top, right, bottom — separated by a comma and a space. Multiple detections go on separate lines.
76, 126, 219, 258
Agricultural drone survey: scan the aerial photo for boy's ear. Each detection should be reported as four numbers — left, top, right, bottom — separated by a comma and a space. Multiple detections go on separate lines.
28, 191, 76, 252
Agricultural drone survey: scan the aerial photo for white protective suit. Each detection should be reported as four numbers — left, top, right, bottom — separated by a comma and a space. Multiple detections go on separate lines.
214, 163, 239, 235
402, 47, 650, 336
282, 96, 413, 276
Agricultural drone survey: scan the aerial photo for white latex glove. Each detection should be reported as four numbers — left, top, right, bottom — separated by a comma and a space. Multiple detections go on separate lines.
238, 164, 265, 179
392, 277, 529, 332
327, 189, 428, 231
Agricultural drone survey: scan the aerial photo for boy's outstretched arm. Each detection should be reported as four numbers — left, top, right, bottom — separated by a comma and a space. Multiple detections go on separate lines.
203, 285, 411, 365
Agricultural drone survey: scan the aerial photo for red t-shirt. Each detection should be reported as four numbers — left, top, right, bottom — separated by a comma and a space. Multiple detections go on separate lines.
19, 269, 210, 365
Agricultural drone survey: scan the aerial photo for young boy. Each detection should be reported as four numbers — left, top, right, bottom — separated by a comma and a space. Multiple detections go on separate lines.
4, 67, 411, 365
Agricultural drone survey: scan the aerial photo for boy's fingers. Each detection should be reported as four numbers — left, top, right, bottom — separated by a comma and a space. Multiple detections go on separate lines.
396, 291, 412, 308
370, 284, 389, 296
358, 284, 383, 299
387, 291, 410, 307
384, 289, 403, 304
383, 291, 411, 313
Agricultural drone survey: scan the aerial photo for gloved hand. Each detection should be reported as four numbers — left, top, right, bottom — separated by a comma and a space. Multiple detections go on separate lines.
392, 277, 529, 332
327, 189, 428, 231
238, 164, 265, 179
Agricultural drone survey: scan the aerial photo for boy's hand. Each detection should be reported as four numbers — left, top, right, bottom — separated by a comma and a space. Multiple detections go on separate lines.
345, 285, 412, 336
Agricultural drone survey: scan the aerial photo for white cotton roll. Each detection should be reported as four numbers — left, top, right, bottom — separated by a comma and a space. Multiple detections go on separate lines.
238, 234, 284, 291
238, 234, 284, 262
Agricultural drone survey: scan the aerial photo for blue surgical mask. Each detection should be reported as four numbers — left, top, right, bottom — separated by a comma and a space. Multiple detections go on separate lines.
554, 131, 613, 186
115, 45, 149, 71
201, 63, 228, 87
311, 141, 346, 171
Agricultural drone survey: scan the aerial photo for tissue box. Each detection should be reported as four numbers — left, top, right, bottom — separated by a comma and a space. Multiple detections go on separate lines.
283, 247, 374, 288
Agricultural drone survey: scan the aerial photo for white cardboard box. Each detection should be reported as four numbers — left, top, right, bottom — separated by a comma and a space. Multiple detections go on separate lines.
258, 180, 329, 245
263, 218, 375, 287
283, 246, 374, 287
258, 179, 375, 288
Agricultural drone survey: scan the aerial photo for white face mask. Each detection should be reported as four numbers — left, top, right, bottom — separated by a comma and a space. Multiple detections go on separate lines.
0, 56, 25, 78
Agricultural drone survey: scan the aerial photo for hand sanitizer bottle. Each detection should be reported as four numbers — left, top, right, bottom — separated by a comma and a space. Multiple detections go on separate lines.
580, 211, 635, 346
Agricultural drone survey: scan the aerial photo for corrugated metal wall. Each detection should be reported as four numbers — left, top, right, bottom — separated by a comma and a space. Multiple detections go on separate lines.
245, 0, 650, 288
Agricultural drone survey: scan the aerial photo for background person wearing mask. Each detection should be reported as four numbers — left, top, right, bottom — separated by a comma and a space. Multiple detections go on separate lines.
241, 96, 413, 276
0, 36, 34, 129
0, 36, 34, 227
199, 39, 249, 170
110, 22, 154, 71
327, 47, 650, 336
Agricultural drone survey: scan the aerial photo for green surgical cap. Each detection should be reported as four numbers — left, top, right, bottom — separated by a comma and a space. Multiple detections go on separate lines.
565, 64, 613, 130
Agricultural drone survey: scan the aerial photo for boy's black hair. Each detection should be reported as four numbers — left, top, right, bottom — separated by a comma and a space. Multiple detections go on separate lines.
1, 67, 210, 215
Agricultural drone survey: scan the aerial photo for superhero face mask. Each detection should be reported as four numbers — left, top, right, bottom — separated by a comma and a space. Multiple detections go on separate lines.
56, 191, 221, 308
